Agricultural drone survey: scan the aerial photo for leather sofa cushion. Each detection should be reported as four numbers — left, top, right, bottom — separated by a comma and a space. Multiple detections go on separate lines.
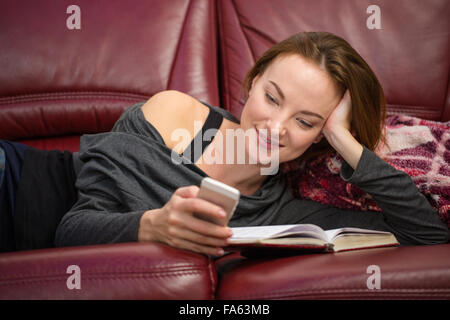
216, 244, 450, 299
0, 242, 217, 299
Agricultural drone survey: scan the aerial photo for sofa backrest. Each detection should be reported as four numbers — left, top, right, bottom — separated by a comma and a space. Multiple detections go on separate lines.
0, 0, 218, 151
217, 0, 450, 122
1, 1, 448, 152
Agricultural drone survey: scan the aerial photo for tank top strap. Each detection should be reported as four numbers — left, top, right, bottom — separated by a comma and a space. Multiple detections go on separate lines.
180, 101, 224, 164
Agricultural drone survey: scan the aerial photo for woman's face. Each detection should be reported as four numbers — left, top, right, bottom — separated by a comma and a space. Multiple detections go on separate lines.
240, 53, 342, 165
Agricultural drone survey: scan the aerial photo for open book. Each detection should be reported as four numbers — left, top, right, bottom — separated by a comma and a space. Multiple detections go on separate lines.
226, 224, 399, 253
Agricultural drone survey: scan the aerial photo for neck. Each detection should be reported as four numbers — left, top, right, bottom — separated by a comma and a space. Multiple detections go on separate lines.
212, 162, 268, 196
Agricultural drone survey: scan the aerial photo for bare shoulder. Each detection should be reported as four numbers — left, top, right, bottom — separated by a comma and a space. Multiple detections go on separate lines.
141, 90, 209, 149
141, 90, 197, 120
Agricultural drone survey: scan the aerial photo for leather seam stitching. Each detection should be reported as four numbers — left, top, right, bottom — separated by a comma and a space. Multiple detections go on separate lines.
226, 288, 450, 300
0, 264, 209, 280
0, 270, 208, 285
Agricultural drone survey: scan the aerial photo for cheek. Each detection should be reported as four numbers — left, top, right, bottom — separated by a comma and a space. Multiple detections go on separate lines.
241, 97, 266, 127
283, 131, 320, 159
291, 130, 318, 146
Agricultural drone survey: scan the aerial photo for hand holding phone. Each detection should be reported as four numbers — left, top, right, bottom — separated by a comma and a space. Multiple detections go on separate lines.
195, 177, 240, 226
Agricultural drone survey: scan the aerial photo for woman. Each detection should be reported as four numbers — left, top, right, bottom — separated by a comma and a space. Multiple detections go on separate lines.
2, 32, 449, 254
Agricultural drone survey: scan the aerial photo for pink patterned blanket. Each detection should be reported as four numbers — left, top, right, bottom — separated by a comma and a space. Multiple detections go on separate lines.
283, 115, 450, 228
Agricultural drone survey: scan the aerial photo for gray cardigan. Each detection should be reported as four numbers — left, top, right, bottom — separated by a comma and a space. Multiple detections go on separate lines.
55, 103, 449, 247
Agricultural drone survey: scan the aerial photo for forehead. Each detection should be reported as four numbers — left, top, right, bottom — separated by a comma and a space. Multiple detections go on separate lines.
263, 54, 341, 116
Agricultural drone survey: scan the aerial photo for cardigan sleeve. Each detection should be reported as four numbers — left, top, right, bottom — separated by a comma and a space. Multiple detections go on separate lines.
277, 147, 449, 245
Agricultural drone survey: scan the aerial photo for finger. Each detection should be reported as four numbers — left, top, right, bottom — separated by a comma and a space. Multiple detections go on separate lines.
188, 215, 233, 238
171, 237, 224, 257
169, 225, 228, 247
170, 211, 232, 239
181, 197, 227, 220
174, 185, 200, 198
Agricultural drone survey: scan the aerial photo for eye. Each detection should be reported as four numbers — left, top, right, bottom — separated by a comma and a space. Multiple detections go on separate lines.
265, 92, 278, 105
297, 119, 313, 129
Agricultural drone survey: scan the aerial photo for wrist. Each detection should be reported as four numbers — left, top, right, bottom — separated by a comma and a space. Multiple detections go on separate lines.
138, 209, 159, 242
323, 126, 351, 148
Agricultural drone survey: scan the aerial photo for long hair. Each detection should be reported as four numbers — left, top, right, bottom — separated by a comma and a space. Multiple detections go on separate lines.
242, 32, 387, 164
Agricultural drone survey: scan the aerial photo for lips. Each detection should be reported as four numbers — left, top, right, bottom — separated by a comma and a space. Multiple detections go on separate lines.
256, 128, 284, 149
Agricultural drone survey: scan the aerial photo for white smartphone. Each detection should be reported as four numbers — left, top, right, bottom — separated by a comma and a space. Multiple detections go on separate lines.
195, 177, 240, 226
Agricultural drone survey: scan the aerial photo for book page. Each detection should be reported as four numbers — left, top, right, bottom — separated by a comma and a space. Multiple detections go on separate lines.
332, 234, 399, 252
230, 224, 327, 241
324, 227, 393, 242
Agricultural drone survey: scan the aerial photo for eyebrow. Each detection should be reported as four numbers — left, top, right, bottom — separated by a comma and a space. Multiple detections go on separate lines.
269, 80, 285, 101
268, 80, 325, 120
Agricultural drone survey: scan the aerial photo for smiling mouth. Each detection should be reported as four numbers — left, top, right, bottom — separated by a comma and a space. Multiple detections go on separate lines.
256, 129, 284, 148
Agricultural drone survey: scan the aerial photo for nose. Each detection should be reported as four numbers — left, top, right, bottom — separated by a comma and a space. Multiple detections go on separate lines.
266, 116, 287, 137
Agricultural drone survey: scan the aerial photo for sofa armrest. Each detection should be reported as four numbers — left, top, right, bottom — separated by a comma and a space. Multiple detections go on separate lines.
0, 242, 217, 300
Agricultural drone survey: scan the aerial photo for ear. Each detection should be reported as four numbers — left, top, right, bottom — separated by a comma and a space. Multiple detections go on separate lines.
313, 133, 323, 144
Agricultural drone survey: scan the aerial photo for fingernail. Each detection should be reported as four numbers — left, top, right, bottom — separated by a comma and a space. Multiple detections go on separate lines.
219, 210, 226, 217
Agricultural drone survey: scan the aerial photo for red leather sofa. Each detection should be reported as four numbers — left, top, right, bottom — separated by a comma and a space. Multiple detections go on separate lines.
0, 0, 449, 300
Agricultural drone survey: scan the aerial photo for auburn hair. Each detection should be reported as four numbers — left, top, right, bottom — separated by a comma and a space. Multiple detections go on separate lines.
242, 32, 387, 165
